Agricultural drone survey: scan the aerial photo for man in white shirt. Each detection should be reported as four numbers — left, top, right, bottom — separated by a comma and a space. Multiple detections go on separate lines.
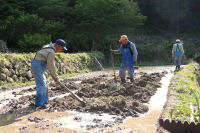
172, 39, 185, 71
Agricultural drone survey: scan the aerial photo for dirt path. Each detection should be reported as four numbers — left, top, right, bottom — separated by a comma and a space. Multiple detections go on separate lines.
0, 66, 174, 133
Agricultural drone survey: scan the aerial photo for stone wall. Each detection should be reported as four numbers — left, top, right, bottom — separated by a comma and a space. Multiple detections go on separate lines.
0, 52, 104, 85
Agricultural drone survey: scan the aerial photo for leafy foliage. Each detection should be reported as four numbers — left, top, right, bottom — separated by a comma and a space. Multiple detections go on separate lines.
135, 0, 200, 33
194, 53, 200, 63
17, 33, 51, 52
15, 14, 45, 37
0, 0, 146, 53
36, 0, 70, 20
66, 34, 93, 52
73, 0, 146, 36
169, 63, 200, 123
0, 0, 200, 63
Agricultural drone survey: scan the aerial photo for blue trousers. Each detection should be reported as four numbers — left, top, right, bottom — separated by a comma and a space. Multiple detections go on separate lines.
174, 51, 182, 66
175, 55, 182, 66
31, 60, 49, 106
119, 61, 134, 78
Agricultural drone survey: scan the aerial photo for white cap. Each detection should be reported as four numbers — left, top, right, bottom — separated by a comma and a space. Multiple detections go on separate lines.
176, 39, 181, 43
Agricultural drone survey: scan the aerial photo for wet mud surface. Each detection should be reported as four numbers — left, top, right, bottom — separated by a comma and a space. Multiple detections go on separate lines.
0, 66, 173, 132
1, 72, 166, 116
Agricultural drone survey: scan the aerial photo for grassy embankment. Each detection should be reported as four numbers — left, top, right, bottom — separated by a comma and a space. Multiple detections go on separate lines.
0, 51, 104, 89
168, 62, 200, 123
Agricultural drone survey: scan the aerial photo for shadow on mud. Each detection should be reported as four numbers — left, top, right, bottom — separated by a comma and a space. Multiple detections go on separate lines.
0, 106, 36, 126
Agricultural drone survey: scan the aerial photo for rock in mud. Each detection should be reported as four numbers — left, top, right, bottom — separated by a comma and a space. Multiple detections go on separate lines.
19, 126, 30, 131
28, 116, 49, 123
74, 116, 82, 122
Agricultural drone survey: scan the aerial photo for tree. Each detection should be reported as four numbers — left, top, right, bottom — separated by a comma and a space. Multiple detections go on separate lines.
36, 0, 70, 20
0, 14, 47, 48
135, 0, 200, 33
18, 33, 51, 52
0, 0, 26, 19
72, 0, 146, 37
155, 0, 189, 33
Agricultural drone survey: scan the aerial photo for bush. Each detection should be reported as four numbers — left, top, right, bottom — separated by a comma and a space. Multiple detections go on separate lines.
18, 33, 51, 52
137, 43, 171, 61
66, 34, 93, 52
194, 53, 200, 63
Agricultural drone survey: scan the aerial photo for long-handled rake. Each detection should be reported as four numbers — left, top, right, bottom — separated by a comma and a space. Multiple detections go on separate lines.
110, 45, 117, 82
58, 82, 86, 105
109, 45, 121, 90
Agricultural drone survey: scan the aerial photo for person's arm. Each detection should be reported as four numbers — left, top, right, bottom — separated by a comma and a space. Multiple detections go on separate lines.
130, 43, 138, 62
111, 45, 122, 54
180, 44, 184, 54
46, 52, 60, 83
172, 44, 175, 57
180, 44, 185, 59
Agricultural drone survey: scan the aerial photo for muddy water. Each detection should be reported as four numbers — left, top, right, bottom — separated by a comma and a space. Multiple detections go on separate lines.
0, 85, 35, 109
115, 73, 174, 133
0, 66, 174, 133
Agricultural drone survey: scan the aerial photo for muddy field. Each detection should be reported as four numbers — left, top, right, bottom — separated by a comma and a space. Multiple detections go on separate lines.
0, 66, 174, 133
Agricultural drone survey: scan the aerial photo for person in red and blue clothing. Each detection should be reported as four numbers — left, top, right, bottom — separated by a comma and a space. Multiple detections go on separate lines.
110, 35, 138, 83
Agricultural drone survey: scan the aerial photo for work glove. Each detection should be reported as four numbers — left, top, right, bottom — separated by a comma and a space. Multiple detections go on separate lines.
110, 49, 114, 53
55, 79, 62, 86
63, 49, 68, 53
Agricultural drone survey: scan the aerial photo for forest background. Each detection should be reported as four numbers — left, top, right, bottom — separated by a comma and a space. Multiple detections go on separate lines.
1, 0, 200, 64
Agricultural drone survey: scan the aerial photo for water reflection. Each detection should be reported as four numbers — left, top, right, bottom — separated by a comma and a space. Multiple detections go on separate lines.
0, 106, 36, 126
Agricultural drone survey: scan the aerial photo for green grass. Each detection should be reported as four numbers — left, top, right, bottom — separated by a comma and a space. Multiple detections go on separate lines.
169, 61, 200, 123
0, 51, 104, 89
146, 83, 153, 88
0, 81, 35, 90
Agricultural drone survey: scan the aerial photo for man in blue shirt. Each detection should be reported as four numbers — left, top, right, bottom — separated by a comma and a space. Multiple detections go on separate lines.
111, 35, 138, 83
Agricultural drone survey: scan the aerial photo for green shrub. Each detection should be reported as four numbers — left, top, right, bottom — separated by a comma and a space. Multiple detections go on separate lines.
18, 33, 51, 52
194, 53, 200, 63
66, 34, 93, 52
169, 63, 200, 122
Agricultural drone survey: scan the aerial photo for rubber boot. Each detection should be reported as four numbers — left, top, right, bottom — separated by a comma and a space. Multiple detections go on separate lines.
130, 77, 134, 83
178, 65, 180, 70
121, 77, 126, 84
175, 66, 178, 71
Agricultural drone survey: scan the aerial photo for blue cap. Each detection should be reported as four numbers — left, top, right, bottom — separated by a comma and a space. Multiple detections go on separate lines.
56, 39, 67, 53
